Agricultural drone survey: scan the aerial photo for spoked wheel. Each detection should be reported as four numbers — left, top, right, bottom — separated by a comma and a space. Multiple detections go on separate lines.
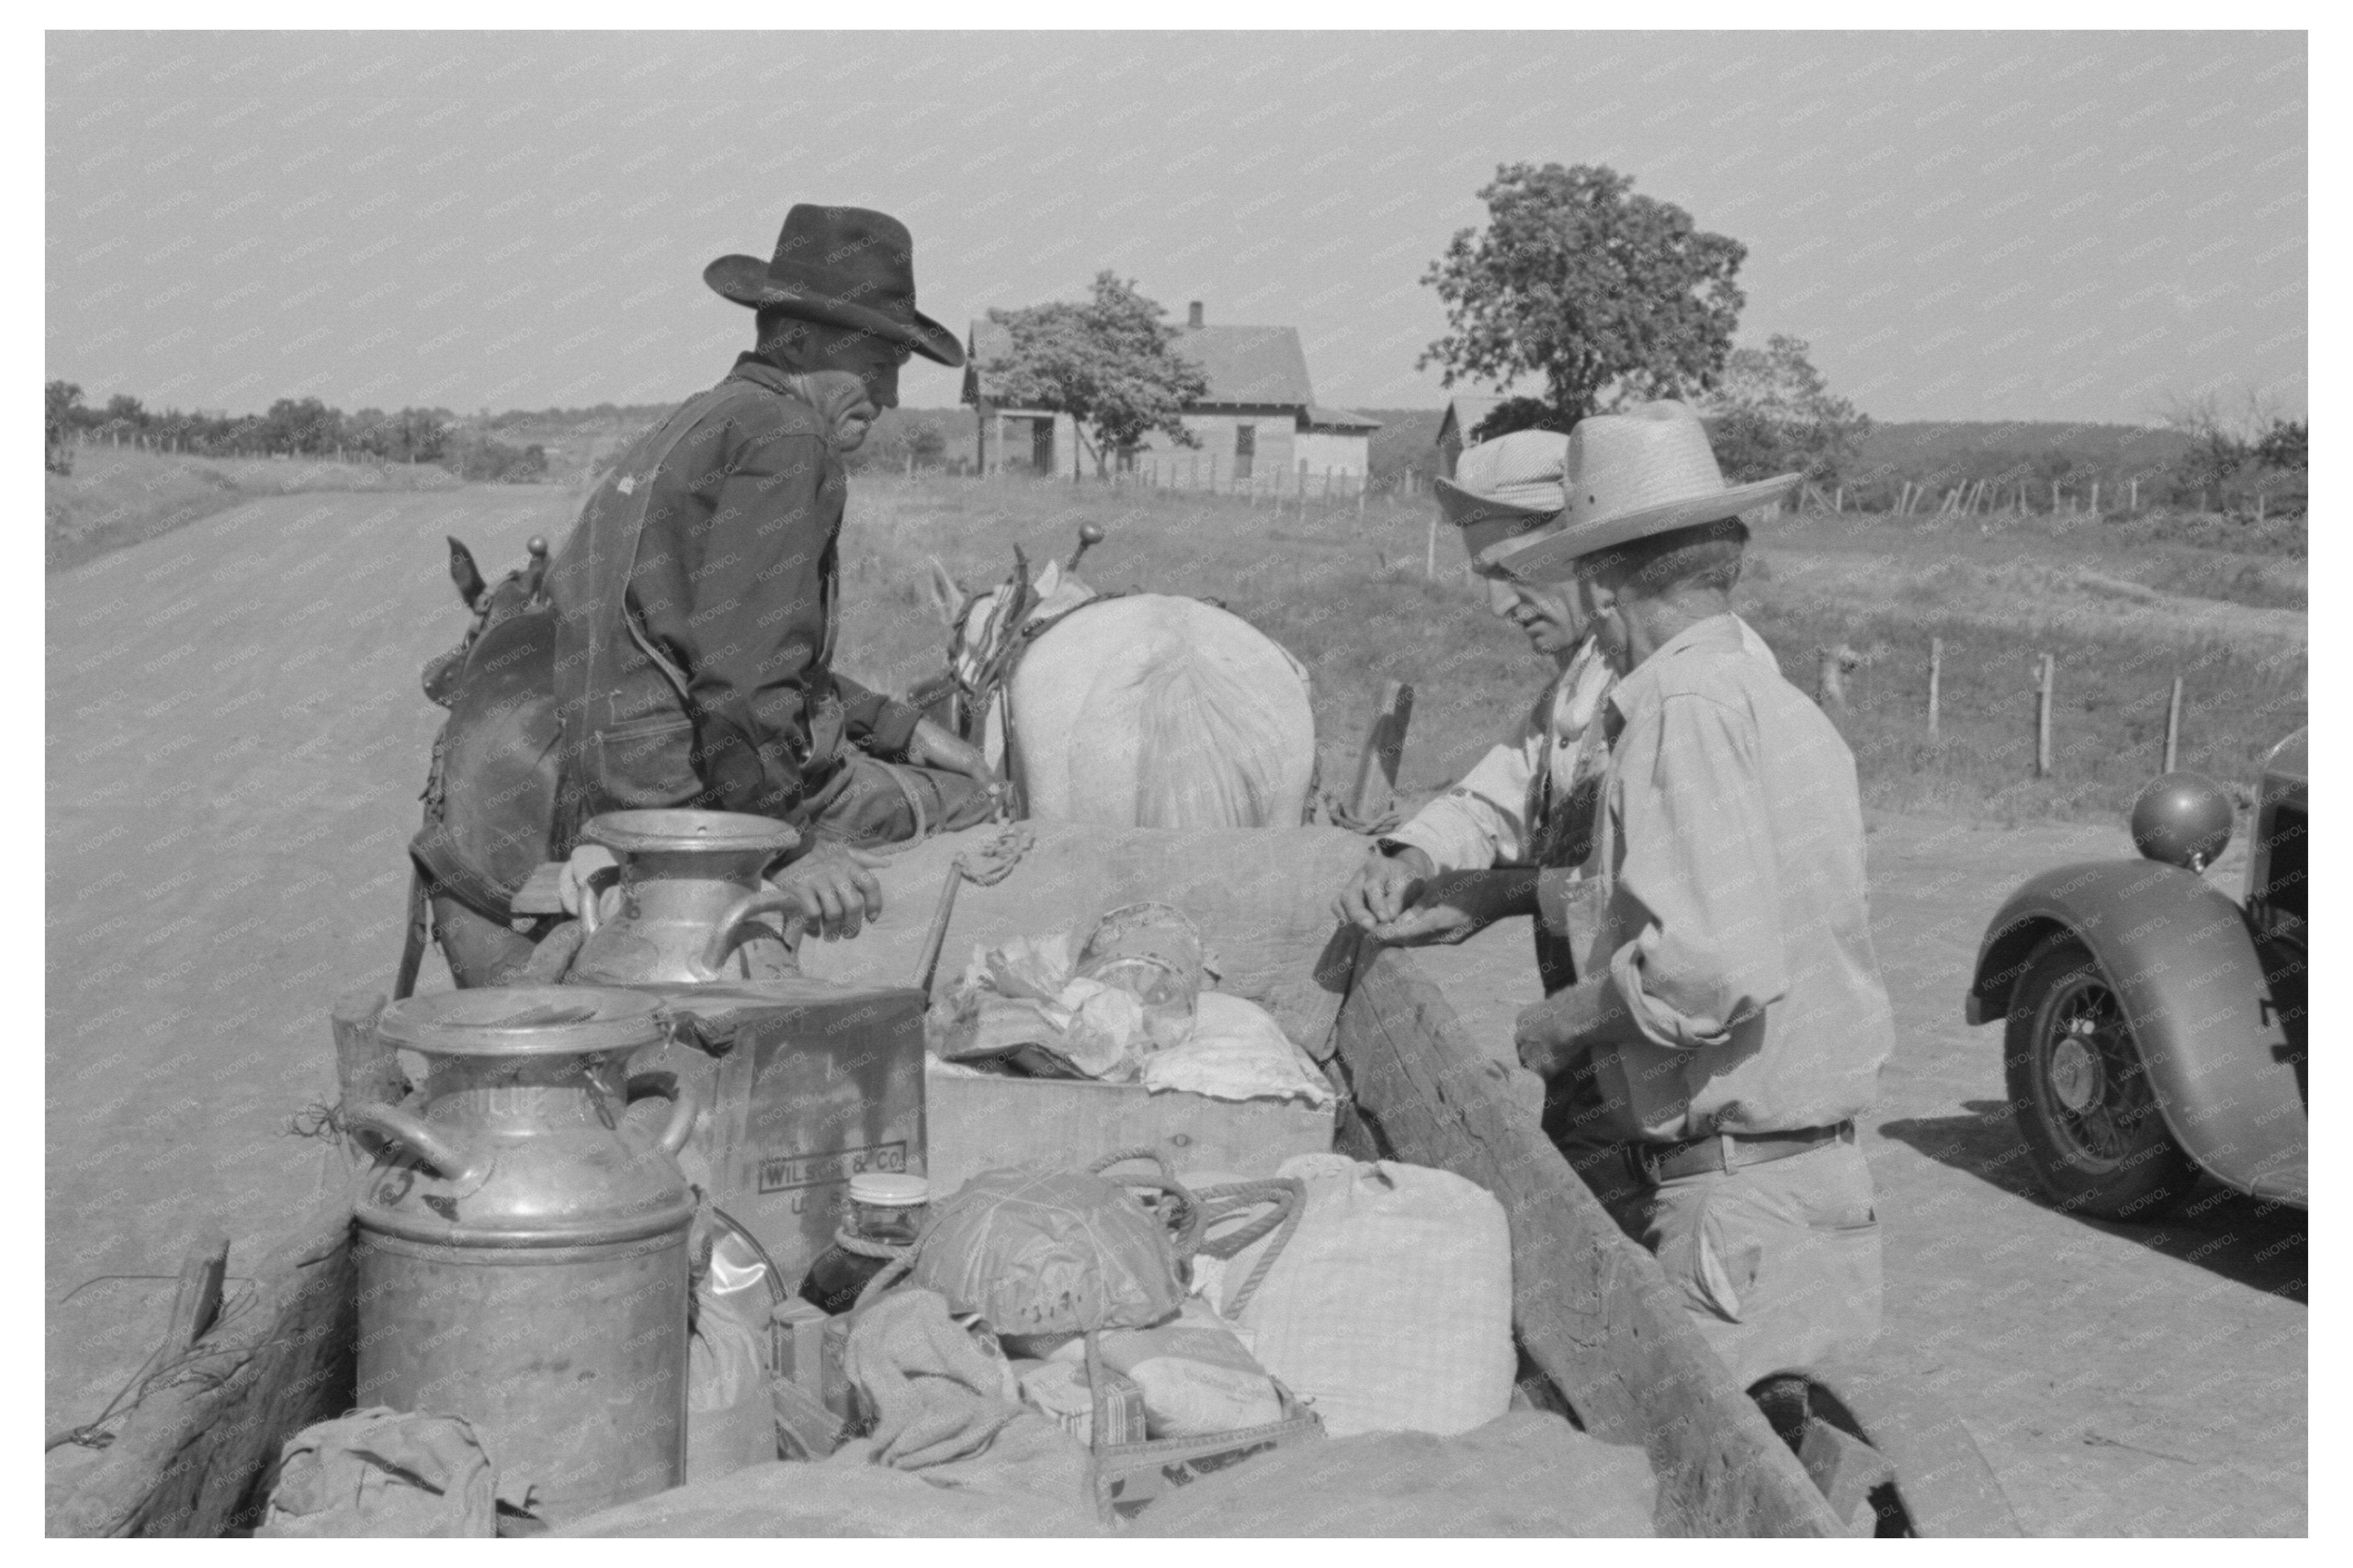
2004, 936, 2199, 1221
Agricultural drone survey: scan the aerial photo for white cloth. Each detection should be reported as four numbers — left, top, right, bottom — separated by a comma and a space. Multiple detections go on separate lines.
1388, 618, 1779, 874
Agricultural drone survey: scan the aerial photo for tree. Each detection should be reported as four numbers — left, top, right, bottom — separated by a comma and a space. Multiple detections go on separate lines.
1420, 162, 1747, 434
1700, 334, 1872, 486
46, 380, 84, 474
2255, 418, 2306, 474
982, 272, 1209, 475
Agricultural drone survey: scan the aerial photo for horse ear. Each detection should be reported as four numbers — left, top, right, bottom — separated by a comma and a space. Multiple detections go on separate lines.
922, 556, 965, 627
447, 536, 487, 610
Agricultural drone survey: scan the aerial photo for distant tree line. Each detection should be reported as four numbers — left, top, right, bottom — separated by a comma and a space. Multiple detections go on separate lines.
44, 380, 548, 482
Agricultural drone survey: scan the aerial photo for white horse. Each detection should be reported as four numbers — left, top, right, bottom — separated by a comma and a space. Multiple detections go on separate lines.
921, 539, 1317, 829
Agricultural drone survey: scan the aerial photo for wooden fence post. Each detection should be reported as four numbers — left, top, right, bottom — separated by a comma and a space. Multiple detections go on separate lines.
2129, 477, 2139, 512
2164, 676, 2184, 772
1927, 638, 1942, 738
1425, 513, 1438, 579
2035, 654, 2055, 777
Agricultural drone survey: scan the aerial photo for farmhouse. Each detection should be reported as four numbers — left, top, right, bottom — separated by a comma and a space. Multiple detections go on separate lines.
961, 301, 1379, 491
1435, 393, 1504, 478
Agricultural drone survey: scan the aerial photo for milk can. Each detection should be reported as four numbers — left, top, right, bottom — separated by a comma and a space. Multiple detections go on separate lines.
352, 987, 698, 1524
567, 809, 803, 985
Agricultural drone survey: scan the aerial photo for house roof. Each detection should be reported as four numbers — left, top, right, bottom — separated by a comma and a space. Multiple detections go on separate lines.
1437, 394, 1505, 443
963, 317, 1318, 410
1303, 404, 1382, 432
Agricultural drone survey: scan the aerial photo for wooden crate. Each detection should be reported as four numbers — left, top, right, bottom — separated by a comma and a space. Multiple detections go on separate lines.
923, 1063, 1334, 1194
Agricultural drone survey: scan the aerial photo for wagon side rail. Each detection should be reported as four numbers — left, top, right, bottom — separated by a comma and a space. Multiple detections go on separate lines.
48, 1200, 357, 1538
1329, 944, 1843, 1538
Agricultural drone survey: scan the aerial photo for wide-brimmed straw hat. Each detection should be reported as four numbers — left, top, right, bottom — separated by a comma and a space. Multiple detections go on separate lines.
1434, 430, 1571, 570
704, 203, 964, 368
1480, 400, 1798, 583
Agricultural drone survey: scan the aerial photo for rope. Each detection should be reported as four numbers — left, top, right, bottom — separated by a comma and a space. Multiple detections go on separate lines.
1315, 787, 1403, 837
1191, 1177, 1308, 1320
959, 820, 1034, 886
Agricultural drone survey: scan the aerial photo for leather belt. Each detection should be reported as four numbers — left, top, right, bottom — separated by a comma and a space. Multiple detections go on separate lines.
1627, 1121, 1854, 1187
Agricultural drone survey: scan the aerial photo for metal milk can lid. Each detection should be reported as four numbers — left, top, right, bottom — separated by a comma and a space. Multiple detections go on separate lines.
582, 808, 800, 857
376, 985, 668, 1056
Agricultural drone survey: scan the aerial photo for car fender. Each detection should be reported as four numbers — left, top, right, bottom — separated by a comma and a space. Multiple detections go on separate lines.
1966, 859, 2306, 1201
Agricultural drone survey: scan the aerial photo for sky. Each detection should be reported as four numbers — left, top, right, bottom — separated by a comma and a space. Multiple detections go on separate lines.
46, 30, 2307, 425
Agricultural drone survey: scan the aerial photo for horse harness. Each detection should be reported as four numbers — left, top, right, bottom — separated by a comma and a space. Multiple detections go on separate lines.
938, 549, 1129, 820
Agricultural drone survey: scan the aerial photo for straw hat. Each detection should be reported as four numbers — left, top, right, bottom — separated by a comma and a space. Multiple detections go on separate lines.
1479, 400, 1798, 583
1433, 429, 1571, 570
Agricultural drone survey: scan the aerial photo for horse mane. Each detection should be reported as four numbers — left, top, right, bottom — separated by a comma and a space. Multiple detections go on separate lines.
1129, 634, 1297, 829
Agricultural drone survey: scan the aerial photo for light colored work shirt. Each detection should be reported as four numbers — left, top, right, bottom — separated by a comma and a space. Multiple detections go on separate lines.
1550, 613, 1892, 1140
1390, 619, 1780, 874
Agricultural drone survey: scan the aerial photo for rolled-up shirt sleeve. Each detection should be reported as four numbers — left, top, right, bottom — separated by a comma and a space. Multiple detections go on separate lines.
1605, 694, 1790, 1049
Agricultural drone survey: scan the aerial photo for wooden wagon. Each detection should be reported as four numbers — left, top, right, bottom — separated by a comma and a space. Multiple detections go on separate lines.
48, 825, 2016, 1539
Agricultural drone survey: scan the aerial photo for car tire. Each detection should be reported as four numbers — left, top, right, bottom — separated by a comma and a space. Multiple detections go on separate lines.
2003, 934, 2200, 1222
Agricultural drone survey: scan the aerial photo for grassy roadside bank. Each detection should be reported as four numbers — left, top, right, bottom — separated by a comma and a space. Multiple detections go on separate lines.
45, 447, 470, 572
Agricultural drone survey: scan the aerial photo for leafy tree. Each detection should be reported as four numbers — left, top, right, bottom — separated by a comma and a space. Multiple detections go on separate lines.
102, 393, 147, 436
2255, 418, 2306, 473
46, 380, 84, 473
982, 272, 1209, 475
1700, 335, 1872, 486
1421, 162, 1747, 433
260, 396, 342, 456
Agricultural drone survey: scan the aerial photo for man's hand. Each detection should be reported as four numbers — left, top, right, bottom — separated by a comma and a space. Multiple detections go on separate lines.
1359, 867, 1536, 949
905, 716, 1003, 805
1513, 979, 1625, 1081
1334, 845, 1437, 931
770, 841, 890, 941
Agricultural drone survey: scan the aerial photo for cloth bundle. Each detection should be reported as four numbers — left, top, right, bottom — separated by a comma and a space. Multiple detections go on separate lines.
930, 924, 1333, 1107
257, 1407, 502, 1538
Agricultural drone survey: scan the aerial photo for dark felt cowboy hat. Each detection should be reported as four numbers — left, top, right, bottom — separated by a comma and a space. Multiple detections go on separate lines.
704, 204, 964, 368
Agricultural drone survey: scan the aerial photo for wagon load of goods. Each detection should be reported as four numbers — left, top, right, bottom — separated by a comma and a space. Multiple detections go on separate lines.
51, 819, 2013, 1539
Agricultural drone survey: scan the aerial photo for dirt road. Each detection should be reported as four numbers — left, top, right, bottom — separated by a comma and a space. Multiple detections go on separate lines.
1416, 813, 2306, 1536
46, 490, 2303, 1532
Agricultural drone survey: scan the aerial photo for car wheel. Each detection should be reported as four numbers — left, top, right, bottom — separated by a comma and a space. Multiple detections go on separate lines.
2004, 935, 2199, 1221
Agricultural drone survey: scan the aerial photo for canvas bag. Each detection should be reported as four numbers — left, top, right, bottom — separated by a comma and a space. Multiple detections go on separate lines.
1213, 1154, 1515, 1438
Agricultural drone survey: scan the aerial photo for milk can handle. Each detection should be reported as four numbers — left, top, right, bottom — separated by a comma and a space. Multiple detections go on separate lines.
692, 891, 808, 981
576, 861, 622, 938
345, 1105, 485, 1186
624, 1073, 701, 1158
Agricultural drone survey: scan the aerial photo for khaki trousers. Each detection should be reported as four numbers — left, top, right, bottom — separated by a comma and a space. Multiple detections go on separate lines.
1570, 1137, 1884, 1391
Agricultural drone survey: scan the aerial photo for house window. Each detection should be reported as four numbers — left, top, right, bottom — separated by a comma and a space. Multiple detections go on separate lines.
1234, 422, 1255, 482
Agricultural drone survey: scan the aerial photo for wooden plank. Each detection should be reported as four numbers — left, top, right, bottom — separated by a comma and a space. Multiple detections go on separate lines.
50, 1202, 357, 1538
925, 1064, 1334, 1195
1347, 680, 1416, 823
1329, 947, 1841, 1538
162, 1232, 231, 1356
513, 860, 568, 916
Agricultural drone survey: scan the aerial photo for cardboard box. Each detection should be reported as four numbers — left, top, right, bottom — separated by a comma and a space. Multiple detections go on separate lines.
925, 1063, 1334, 1195
1093, 1385, 1325, 1521
692, 981, 930, 1289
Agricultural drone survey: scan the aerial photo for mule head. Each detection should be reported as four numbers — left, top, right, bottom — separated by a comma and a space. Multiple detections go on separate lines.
424, 535, 552, 708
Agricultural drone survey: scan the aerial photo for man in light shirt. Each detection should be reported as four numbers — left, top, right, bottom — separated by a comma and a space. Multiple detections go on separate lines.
1499, 401, 1894, 1393
1333, 429, 1778, 997
1346, 402, 1892, 1395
